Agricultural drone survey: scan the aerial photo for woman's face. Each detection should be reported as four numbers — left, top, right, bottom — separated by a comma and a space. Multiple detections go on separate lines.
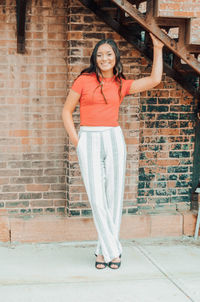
96, 43, 116, 75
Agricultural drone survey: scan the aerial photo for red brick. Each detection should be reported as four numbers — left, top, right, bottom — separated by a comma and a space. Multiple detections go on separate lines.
67, 32, 83, 40
158, 128, 180, 135
9, 130, 29, 137
26, 184, 50, 192
156, 159, 180, 166
0, 178, 9, 185
21, 138, 44, 145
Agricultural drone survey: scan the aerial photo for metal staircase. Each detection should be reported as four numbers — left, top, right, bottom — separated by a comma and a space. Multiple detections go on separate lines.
79, 0, 200, 196
79, 0, 200, 99
15, 0, 200, 193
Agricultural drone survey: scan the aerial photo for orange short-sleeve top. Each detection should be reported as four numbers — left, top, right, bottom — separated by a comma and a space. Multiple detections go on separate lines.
71, 73, 133, 126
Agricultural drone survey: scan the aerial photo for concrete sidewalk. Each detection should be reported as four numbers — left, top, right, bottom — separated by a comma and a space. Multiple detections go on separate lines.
0, 236, 200, 302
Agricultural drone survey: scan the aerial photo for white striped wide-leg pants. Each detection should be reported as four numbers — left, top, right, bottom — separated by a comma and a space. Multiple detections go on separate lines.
76, 126, 127, 263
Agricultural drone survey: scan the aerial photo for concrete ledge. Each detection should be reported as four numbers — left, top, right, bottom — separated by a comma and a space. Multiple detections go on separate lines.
10, 215, 97, 243
121, 214, 151, 238
0, 211, 198, 243
182, 210, 198, 236
0, 210, 10, 242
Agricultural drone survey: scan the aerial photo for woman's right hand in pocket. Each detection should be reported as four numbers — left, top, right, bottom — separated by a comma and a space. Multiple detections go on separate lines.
75, 138, 79, 150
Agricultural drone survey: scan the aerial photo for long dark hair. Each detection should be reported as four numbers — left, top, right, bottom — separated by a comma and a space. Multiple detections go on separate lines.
80, 39, 125, 104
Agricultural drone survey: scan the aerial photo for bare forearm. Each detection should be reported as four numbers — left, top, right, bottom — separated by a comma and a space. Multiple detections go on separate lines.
129, 37, 164, 94
150, 45, 163, 84
62, 110, 78, 147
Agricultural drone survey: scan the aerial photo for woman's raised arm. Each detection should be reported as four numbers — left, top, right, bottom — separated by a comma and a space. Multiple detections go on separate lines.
129, 33, 164, 94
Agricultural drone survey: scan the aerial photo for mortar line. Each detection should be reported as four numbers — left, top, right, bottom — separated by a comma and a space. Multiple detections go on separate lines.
135, 243, 195, 302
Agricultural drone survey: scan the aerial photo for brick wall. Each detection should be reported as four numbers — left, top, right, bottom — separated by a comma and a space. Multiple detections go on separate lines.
156, 0, 200, 44
0, 0, 68, 216
157, 0, 200, 18
139, 82, 195, 213
0, 0, 196, 222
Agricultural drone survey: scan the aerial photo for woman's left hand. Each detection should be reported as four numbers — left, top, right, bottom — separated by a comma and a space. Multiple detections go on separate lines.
149, 33, 164, 49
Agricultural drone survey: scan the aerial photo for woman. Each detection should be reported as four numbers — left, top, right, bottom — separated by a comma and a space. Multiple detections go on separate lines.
62, 33, 164, 270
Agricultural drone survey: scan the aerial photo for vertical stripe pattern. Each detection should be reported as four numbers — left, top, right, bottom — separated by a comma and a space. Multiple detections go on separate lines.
77, 126, 126, 263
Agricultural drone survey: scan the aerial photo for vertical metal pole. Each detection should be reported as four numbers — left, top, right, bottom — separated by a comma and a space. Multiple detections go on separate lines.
16, 0, 28, 53
194, 194, 200, 240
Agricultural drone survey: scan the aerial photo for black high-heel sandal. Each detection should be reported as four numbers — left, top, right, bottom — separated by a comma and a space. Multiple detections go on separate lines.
95, 261, 107, 269
108, 260, 121, 269
108, 255, 121, 269
95, 254, 107, 269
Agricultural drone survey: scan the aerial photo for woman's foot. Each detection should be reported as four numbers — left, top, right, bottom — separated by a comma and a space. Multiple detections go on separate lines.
108, 256, 121, 269
95, 254, 107, 269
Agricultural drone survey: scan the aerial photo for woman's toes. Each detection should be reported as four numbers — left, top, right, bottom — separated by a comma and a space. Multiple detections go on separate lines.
96, 263, 106, 269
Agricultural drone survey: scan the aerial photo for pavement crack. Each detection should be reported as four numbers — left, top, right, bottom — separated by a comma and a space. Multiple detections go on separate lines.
135, 243, 195, 302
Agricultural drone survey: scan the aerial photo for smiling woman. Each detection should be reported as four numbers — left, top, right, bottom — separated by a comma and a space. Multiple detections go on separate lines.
96, 44, 116, 77
62, 36, 164, 270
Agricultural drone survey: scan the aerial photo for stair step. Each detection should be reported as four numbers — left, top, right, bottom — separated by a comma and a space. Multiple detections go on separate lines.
187, 45, 200, 55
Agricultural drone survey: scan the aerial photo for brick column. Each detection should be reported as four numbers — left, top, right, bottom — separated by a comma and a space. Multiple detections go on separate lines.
0, 0, 68, 216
